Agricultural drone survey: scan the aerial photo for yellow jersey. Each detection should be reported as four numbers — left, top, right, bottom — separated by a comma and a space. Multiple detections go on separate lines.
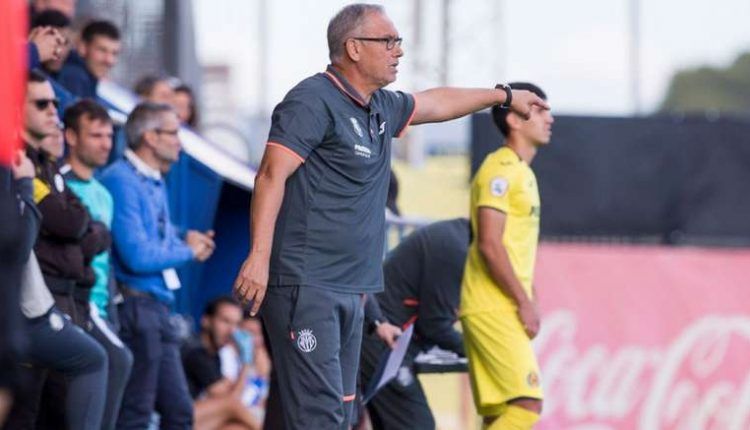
461, 146, 540, 316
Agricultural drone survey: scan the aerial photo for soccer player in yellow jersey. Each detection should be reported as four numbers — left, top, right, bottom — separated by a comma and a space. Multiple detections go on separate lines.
461, 82, 553, 429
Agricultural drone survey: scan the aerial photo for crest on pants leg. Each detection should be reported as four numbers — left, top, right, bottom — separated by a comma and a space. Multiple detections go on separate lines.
297, 329, 317, 353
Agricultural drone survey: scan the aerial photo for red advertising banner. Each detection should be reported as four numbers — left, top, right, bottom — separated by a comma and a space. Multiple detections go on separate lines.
534, 244, 750, 430
0, 0, 27, 166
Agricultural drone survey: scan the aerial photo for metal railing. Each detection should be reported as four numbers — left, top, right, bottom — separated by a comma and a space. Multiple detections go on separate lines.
384, 212, 431, 256
97, 80, 257, 190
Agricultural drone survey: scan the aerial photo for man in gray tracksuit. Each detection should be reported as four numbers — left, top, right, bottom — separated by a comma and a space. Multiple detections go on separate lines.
232, 4, 547, 429
360, 218, 469, 429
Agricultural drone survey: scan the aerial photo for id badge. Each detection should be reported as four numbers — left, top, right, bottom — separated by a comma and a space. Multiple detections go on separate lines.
163, 268, 182, 290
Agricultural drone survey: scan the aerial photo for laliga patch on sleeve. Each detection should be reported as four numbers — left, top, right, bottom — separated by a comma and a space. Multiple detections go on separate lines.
490, 177, 509, 197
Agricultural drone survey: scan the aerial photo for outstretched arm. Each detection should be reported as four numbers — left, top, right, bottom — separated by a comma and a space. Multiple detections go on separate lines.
411, 87, 548, 125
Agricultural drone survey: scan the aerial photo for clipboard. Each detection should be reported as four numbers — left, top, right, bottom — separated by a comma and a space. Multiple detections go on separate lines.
362, 323, 414, 403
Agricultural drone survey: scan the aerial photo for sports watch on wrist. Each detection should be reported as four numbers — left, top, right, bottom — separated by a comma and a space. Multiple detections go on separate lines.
495, 83, 512, 109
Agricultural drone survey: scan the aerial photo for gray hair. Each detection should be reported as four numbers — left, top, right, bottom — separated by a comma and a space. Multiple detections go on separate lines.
125, 102, 175, 149
327, 3, 384, 62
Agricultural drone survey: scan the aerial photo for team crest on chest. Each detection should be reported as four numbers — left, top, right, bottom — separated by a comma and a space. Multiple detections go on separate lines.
349, 117, 364, 138
49, 312, 64, 332
54, 173, 65, 193
297, 329, 317, 352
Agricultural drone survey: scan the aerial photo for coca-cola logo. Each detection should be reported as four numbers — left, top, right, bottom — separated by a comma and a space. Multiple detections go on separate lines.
535, 311, 750, 430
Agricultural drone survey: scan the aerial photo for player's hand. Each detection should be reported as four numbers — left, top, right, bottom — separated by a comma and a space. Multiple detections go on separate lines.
233, 253, 269, 316
29, 26, 65, 63
376, 321, 403, 349
517, 300, 541, 339
199, 230, 216, 259
186, 230, 215, 261
12, 150, 35, 180
510, 90, 550, 120
190, 242, 211, 261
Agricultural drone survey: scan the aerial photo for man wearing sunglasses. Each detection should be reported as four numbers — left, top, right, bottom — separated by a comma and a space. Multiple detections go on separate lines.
24, 72, 111, 327
5, 69, 108, 430
233, 4, 549, 429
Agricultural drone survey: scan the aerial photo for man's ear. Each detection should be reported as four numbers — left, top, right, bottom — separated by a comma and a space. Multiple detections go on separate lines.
64, 128, 77, 148
506, 111, 523, 133
77, 41, 87, 57
142, 129, 158, 150
344, 39, 361, 62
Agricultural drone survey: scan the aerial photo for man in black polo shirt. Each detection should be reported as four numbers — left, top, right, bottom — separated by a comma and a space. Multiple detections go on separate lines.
361, 218, 470, 429
233, 4, 549, 429
182, 296, 260, 430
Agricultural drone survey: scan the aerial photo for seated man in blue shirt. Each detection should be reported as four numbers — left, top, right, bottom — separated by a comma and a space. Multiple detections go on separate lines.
99, 102, 216, 429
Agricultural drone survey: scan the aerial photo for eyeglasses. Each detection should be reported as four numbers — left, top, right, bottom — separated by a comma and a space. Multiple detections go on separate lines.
154, 128, 180, 136
32, 98, 60, 111
352, 36, 403, 50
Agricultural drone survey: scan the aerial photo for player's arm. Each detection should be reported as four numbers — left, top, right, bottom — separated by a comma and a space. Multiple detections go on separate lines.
411, 87, 548, 125
365, 294, 402, 349
203, 365, 261, 429
204, 378, 232, 398
234, 146, 302, 315
476, 207, 540, 338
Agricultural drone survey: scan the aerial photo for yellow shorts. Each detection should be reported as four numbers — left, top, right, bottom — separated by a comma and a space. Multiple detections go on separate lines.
461, 310, 543, 416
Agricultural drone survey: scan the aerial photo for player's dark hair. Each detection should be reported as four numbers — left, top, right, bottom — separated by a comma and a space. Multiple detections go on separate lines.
81, 20, 120, 43
133, 75, 170, 98
63, 99, 112, 133
28, 68, 49, 84
491, 82, 547, 137
174, 84, 199, 128
203, 296, 241, 318
31, 9, 71, 29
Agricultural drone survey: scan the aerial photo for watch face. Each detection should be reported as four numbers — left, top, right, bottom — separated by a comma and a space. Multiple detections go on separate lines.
495, 84, 512, 108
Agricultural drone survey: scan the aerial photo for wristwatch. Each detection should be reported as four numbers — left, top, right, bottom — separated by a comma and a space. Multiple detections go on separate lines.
495, 83, 512, 109
368, 319, 383, 335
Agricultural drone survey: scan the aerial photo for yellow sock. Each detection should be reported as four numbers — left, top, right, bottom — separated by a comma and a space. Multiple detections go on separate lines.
484, 405, 540, 430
